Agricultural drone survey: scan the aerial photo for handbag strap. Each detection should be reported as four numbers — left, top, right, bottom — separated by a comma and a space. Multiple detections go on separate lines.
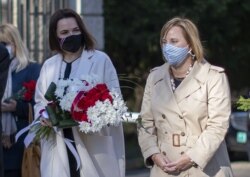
28, 103, 33, 124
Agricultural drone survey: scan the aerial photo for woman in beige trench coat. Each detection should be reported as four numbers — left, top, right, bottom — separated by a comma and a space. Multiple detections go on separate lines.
138, 17, 234, 177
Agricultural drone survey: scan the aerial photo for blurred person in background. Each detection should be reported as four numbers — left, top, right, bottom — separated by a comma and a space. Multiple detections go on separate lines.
138, 17, 233, 177
0, 24, 41, 177
0, 42, 11, 177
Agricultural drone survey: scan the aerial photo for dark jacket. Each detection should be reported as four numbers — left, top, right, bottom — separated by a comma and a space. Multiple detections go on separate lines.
3, 62, 41, 171
0, 42, 10, 102
0, 43, 11, 177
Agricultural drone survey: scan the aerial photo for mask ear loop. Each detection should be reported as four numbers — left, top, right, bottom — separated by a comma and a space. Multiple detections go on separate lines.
188, 49, 195, 60
59, 38, 66, 48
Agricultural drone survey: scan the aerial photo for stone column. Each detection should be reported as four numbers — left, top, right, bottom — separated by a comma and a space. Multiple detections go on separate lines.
82, 0, 104, 50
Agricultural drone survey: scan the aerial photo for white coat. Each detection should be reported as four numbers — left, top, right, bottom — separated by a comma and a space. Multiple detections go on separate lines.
34, 50, 125, 177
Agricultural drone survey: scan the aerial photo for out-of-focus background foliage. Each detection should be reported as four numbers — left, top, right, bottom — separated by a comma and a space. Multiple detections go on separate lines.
105, 0, 250, 108
104, 0, 250, 168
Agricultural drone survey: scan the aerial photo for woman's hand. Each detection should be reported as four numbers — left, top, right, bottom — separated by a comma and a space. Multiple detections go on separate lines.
2, 135, 13, 149
1, 99, 17, 112
166, 154, 195, 173
151, 153, 176, 173
40, 117, 52, 127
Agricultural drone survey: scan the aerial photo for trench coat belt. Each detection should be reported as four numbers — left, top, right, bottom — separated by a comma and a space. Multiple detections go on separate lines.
157, 132, 199, 147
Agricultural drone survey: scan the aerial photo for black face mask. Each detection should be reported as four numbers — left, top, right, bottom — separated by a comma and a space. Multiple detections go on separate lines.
59, 34, 83, 53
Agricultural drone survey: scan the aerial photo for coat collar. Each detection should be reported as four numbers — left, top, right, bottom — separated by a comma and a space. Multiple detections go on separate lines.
174, 59, 211, 103
150, 60, 211, 116
52, 50, 95, 82
75, 50, 95, 76
152, 63, 183, 115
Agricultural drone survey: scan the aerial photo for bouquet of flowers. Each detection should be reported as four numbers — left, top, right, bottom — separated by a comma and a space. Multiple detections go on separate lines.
5, 80, 36, 102
3, 80, 36, 148
35, 74, 128, 137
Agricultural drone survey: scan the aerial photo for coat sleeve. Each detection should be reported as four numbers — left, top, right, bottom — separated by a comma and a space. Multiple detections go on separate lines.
186, 71, 231, 169
103, 55, 121, 94
34, 62, 49, 119
104, 55, 125, 177
138, 72, 160, 167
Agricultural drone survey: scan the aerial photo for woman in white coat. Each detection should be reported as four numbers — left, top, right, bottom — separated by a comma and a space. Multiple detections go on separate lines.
34, 9, 125, 177
138, 17, 233, 177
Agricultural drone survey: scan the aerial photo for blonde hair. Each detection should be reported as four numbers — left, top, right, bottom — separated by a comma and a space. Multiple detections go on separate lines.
160, 17, 204, 61
0, 24, 32, 72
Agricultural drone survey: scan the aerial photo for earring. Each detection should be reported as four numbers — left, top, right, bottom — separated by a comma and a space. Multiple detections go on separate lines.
188, 50, 195, 60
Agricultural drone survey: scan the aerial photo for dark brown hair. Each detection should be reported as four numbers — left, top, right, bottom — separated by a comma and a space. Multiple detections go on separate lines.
49, 8, 95, 53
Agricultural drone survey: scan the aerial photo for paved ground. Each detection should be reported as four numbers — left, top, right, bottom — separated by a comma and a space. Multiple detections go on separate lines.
126, 168, 149, 177
231, 161, 250, 177
126, 161, 250, 177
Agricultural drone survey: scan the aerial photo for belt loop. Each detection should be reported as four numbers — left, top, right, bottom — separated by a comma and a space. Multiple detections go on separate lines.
172, 134, 180, 147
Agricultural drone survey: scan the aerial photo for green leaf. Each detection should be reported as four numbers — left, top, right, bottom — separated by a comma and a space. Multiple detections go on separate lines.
44, 82, 57, 101
45, 104, 60, 126
237, 96, 250, 111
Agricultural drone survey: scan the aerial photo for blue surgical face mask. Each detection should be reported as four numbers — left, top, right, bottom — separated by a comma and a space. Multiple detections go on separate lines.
162, 43, 189, 66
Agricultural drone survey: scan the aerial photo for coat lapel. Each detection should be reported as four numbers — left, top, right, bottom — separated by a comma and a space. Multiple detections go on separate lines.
75, 50, 95, 76
154, 64, 183, 116
174, 60, 210, 103
51, 55, 63, 82
50, 50, 95, 86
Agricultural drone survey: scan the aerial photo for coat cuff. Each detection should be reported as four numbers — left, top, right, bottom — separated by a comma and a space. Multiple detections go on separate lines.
143, 146, 160, 167
186, 150, 206, 169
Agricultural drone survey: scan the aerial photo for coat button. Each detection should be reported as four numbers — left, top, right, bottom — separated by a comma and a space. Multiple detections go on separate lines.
162, 151, 166, 156
180, 132, 185, 136
180, 151, 184, 155
162, 114, 166, 119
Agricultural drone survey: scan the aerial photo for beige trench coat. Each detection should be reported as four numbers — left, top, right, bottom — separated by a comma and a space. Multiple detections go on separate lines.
34, 50, 125, 177
138, 60, 234, 177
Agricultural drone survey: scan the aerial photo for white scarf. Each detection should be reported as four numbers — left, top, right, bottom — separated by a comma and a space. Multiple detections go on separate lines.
1, 58, 18, 148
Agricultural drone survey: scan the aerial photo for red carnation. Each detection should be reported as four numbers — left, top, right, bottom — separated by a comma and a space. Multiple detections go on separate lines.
70, 83, 113, 123
22, 80, 36, 101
